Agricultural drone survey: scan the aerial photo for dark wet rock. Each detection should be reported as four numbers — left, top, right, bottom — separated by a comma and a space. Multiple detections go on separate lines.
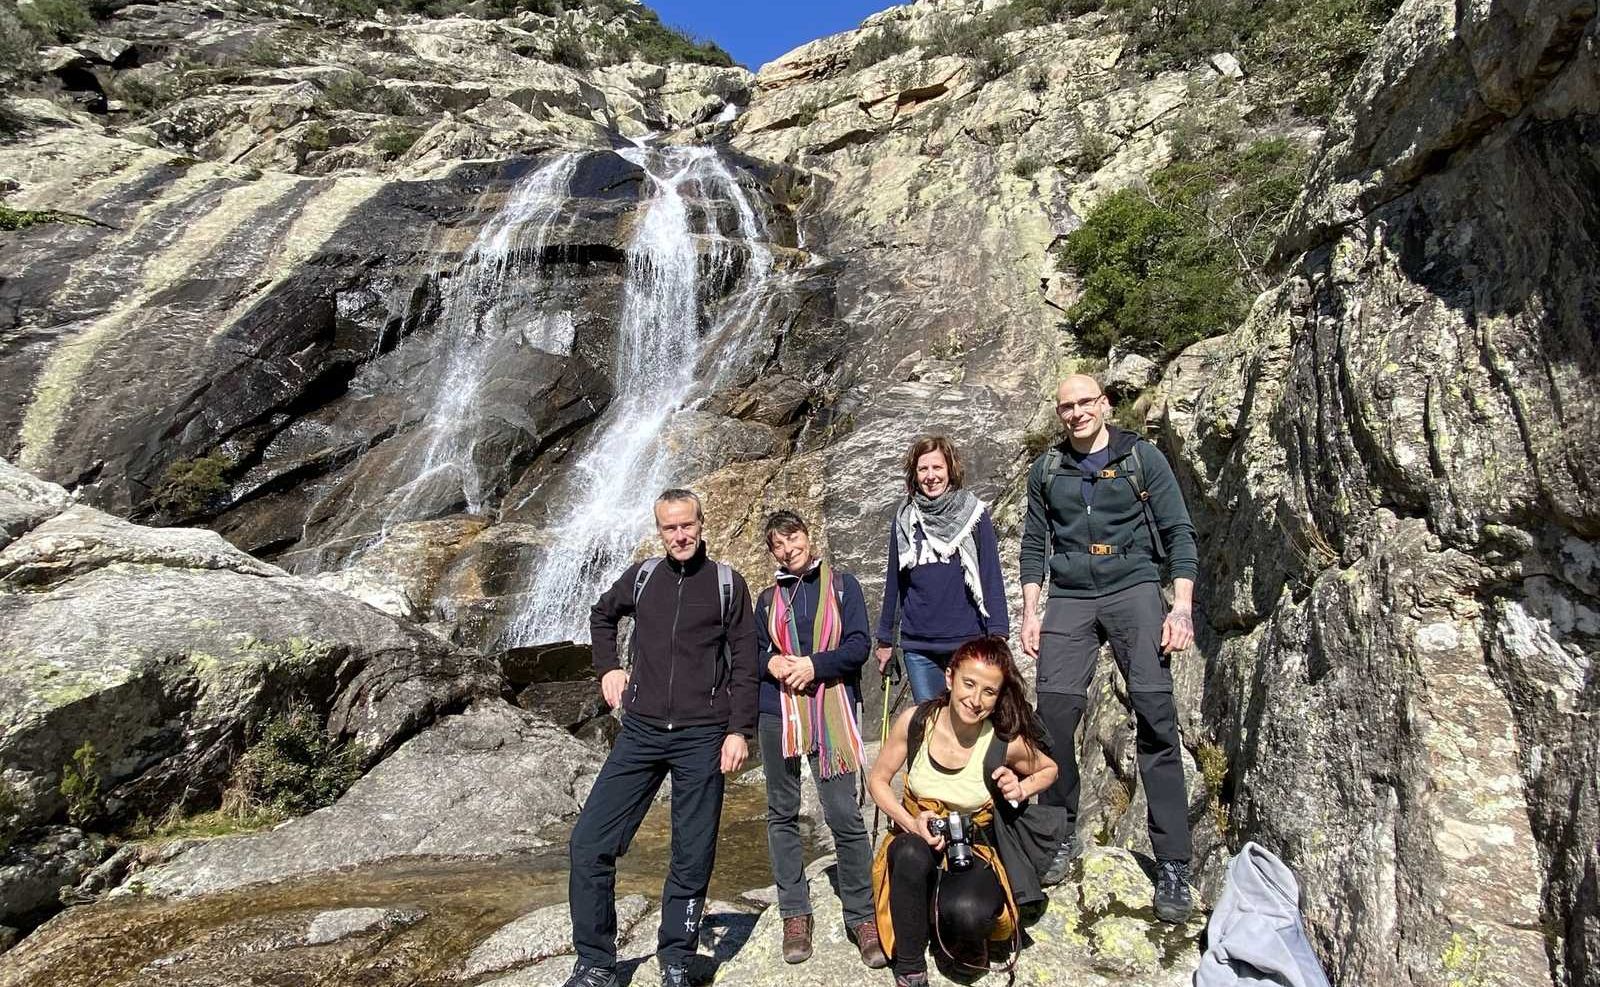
0, 827, 109, 931
513, 680, 617, 747
130, 700, 603, 898
498, 641, 592, 688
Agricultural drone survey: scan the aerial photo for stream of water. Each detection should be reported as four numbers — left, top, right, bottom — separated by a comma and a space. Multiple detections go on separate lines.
504, 145, 774, 646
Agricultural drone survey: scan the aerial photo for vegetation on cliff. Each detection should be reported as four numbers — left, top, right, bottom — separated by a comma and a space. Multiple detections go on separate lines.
1056, 114, 1308, 359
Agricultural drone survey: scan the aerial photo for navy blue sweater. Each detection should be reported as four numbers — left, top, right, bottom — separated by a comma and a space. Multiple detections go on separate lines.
755, 565, 871, 717
876, 509, 1010, 653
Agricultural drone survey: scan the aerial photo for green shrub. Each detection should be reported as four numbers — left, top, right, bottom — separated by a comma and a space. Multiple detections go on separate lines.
1057, 134, 1307, 359
1099, 0, 1400, 114
373, 122, 423, 157
548, 28, 590, 69
850, 21, 912, 70
59, 741, 101, 827
153, 452, 233, 516
301, 120, 330, 151
0, 204, 59, 230
316, 72, 373, 111
622, 15, 733, 67
235, 705, 364, 816
242, 35, 286, 67
17, 0, 92, 42
1011, 153, 1045, 179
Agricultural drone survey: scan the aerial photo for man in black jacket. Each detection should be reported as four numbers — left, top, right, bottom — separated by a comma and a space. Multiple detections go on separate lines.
564, 488, 759, 987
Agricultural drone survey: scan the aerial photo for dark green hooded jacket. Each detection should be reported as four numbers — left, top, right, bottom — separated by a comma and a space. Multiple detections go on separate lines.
1019, 426, 1199, 598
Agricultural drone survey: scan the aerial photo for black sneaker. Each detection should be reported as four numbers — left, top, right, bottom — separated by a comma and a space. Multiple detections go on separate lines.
1153, 858, 1194, 923
561, 964, 618, 987
1041, 832, 1082, 886
661, 963, 691, 987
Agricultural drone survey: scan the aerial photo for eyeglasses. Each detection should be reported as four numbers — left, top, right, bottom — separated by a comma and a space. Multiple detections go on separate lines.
1055, 396, 1105, 415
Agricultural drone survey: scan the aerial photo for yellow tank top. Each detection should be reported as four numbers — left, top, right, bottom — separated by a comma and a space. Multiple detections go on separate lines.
907, 710, 993, 812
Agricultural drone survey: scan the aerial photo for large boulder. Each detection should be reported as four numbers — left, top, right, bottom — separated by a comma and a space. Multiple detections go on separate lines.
129, 700, 603, 898
0, 457, 501, 835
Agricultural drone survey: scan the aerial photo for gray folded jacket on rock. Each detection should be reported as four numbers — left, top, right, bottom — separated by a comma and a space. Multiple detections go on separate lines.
1193, 842, 1333, 987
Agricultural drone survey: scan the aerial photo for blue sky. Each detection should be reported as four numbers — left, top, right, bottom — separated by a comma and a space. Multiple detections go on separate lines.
646, 1, 899, 70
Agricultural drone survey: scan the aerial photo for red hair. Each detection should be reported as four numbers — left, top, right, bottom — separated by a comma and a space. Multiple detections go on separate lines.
945, 636, 1045, 749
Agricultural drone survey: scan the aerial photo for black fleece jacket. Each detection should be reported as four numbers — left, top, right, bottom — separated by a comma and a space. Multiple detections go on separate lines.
590, 542, 759, 738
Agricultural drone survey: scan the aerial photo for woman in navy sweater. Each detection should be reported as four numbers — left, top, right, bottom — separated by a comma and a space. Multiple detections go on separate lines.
875, 435, 1010, 702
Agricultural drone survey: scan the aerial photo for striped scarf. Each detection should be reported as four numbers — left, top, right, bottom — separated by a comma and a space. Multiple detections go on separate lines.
770, 560, 866, 779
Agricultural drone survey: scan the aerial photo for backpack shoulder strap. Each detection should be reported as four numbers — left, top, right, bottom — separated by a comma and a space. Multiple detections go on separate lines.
1043, 446, 1062, 475
633, 557, 663, 605
716, 561, 733, 627
1126, 441, 1168, 562
983, 727, 1008, 780
831, 569, 846, 608
907, 702, 935, 770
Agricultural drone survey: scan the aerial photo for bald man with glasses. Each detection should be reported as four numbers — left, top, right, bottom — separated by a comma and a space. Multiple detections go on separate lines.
1018, 374, 1200, 923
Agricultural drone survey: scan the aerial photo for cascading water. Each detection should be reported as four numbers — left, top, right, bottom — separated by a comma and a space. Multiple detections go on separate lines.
337, 152, 583, 556
505, 146, 773, 646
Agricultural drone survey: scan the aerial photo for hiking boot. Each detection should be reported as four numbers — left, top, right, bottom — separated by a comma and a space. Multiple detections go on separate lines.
893, 971, 930, 987
561, 963, 618, 987
1041, 832, 1082, 886
660, 964, 691, 987
1153, 858, 1194, 923
850, 918, 889, 968
781, 913, 813, 964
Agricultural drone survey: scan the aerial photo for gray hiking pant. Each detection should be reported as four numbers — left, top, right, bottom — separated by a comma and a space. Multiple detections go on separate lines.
1034, 581, 1192, 861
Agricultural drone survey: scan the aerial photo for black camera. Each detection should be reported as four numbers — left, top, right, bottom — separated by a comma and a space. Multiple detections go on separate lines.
927, 811, 975, 872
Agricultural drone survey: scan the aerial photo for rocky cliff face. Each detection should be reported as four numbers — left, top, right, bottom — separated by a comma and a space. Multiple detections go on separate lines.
1151, 0, 1600, 982
1, 0, 1597, 983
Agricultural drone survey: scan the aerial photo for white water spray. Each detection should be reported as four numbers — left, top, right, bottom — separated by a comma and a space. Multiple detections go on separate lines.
506, 146, 772, 645
360, 153, 582, 543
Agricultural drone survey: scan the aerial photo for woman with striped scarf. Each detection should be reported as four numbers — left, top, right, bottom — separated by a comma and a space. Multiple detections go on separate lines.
755, 509, 888, 969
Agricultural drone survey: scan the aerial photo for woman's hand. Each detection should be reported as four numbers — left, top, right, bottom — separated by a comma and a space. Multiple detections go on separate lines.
915, 809, 947, 851
992, 765, 1027, 802
876, 644, 894, 673
782, 656, 816, 691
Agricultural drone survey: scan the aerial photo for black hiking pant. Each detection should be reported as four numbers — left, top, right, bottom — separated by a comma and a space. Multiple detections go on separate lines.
1034, 582, 1192, 862
886, 832, 1005, 976
568, 716, 726, 969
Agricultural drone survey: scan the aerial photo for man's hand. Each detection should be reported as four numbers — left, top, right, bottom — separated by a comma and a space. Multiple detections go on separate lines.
875, 644, 894, 673
600, 668, 629, 709
767, 655, 791, 680
915, 809, 946, 850
782, 656, 816, 691
1160, 606, 1194, 654
720, 733, 748, 774
992, 765, 1026, 802
1021, 611, 1041, 658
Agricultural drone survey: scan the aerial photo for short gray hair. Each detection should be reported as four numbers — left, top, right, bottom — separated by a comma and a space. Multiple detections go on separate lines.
655, 487, 704, 522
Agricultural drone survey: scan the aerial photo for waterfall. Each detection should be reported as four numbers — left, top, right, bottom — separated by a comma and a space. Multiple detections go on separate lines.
505, 145, 773, 646
321, 152, 581, 563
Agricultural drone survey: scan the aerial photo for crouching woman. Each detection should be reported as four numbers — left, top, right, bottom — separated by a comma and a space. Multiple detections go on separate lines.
866, 636, 1060, 986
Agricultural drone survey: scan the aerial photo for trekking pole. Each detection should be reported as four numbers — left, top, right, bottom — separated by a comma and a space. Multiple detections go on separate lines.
869, 648, 908, 842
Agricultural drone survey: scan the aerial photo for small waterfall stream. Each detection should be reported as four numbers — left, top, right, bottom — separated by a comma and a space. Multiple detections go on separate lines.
372, 153, 583, 535
505, 146, 773, 646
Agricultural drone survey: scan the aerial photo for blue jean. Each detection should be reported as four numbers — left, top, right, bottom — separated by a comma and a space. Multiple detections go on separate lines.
902, 650, 951, 704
